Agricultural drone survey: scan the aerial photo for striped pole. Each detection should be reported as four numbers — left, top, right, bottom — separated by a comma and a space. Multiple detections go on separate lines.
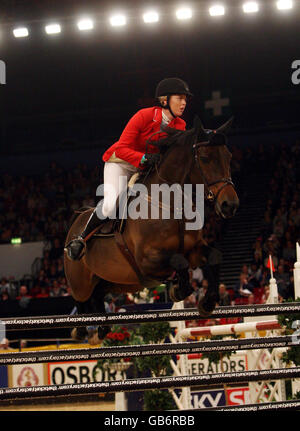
0, 334, 296, 365
0, 367, 300, 401
2, 302, 300, 331
196, 399, 300, 412
179, 320, 281, 338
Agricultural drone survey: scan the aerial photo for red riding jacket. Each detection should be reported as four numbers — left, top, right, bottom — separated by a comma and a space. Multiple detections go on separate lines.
102, 107, 186, 168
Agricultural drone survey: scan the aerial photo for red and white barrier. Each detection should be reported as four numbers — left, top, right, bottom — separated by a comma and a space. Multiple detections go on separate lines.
179, 319, 281, 339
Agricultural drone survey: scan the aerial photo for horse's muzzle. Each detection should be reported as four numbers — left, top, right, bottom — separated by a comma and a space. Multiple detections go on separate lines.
217, 199, 239, 219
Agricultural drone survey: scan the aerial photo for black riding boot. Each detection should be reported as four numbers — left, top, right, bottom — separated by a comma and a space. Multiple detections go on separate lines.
65, 208, 109, 261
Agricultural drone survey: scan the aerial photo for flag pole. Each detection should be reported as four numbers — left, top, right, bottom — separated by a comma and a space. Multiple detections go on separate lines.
269, 254, 274, 279
268, 254, 278, 304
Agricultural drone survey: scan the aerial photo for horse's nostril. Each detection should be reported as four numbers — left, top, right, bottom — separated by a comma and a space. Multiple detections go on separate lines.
221, 200, 238, 217
221, 201, 230, 212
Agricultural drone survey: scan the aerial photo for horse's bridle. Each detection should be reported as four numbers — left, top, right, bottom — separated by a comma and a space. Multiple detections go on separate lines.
145, 129, 236, 203
192, 132, 235, 203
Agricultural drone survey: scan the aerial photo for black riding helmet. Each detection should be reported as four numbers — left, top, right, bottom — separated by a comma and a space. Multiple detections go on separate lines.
155, 78, 193, 118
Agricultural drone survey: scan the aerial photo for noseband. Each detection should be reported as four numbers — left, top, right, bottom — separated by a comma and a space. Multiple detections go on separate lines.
192, 133, 235, 203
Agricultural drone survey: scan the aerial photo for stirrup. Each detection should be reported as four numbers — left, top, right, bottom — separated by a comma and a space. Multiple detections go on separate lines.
64, 237, 86, 261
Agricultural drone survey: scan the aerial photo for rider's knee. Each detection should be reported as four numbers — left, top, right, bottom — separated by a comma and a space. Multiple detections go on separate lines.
102, 201, 115, 218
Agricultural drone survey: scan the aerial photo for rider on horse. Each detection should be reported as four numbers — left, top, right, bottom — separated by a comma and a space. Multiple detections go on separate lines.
65, 77, 193, 261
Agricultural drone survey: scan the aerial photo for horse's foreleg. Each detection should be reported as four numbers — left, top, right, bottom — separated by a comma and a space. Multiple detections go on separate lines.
168, 254, 193, 302
197, 247, 222, 317
71, 279, 112, 344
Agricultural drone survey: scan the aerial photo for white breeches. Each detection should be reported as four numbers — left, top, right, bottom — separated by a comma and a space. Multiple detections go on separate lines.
102, 162, 138, 217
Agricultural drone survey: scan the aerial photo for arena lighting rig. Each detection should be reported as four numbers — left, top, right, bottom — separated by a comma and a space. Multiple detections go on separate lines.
8, 0, 296, 39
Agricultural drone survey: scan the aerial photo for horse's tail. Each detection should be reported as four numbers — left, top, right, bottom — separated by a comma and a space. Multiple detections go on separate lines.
68, 206, 94, 229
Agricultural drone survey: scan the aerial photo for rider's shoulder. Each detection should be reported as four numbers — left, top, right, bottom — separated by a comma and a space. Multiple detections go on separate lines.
136, 106, 159, 119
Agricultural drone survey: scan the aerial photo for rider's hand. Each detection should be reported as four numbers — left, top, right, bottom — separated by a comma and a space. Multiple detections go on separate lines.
140, 153, 160, 166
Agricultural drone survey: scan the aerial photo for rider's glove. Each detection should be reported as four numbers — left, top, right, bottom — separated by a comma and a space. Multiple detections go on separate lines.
140, 153, 160, 166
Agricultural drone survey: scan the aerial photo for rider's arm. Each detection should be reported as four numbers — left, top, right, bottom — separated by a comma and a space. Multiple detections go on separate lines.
114, 111, 147, 168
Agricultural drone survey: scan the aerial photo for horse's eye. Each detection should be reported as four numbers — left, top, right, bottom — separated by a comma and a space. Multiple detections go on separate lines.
198, 146, 210, 162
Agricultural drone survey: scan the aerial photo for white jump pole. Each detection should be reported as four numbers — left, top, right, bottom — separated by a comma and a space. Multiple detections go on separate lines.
294, 242, 300, 300
171, 301, 192, 410
292, 242, 300, 396
268, 254, 279, 304
245, 254, 281, 403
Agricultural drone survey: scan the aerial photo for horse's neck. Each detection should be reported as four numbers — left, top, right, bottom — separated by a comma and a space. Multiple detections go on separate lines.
146, 146, 191, 188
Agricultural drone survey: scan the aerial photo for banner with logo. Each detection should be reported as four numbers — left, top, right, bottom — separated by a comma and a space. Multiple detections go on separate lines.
187, 352, 248, 375
47, 361, 127, 385
8, 363, 46, 387
190, 386, 250, 408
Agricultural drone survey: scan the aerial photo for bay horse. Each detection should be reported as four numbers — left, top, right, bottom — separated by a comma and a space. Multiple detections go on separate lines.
64, 116, 239, 343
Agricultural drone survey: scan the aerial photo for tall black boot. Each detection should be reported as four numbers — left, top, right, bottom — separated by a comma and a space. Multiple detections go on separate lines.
65, 207, 109, 261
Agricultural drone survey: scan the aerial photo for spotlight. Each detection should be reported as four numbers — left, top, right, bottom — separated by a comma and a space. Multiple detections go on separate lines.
176, 7, 193, 20
276, 0, 293, 9
243, 2, 259, 13
77, 18, 94, 31
110, 14, 127, 27
13, 27, 29, 38
143, 11, 159, 23
209, 4, 225, 16
45, 24, 61, 34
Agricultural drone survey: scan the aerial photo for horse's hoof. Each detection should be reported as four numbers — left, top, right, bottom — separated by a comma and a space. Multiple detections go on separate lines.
169, 285, 183, 302
87, 329, 101, 345
197, 300, 214, 318
197, 294, 218, 318
71, 327, 87, 341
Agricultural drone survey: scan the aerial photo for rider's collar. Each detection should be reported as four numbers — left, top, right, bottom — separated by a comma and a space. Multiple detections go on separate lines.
153, 107, 176, 125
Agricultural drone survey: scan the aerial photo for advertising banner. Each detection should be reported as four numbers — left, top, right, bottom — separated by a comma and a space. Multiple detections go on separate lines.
47, 360, 128, 384
187, 352, 248, 375
8, 363, 46, 387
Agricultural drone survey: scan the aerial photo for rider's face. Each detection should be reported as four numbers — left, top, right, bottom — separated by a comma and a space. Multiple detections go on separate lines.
168, 94, 187, 117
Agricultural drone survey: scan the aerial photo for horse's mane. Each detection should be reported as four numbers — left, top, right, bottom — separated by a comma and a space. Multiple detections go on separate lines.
146, 125, 195, 153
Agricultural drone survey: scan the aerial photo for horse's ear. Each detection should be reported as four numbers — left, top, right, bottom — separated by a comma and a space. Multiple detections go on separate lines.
216, 116, 234, 135
193, 115, 207, 141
